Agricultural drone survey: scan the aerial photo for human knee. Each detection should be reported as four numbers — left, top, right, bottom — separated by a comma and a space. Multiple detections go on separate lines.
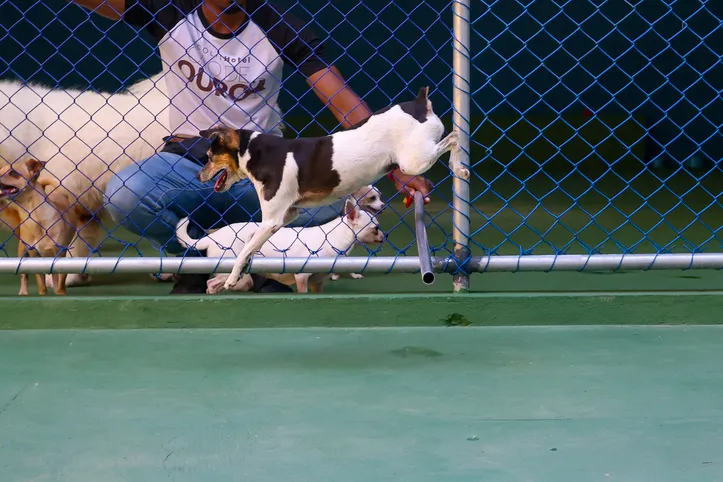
105, 165, 151, 224
104, 154, 178, 225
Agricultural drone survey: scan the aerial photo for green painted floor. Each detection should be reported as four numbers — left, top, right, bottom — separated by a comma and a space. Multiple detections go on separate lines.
2, 326, 723, 481
1, 268, 723, 297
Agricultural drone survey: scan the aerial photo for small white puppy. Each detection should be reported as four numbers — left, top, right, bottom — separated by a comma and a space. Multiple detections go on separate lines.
154, 185, 384, 283
330, 184, 385, 281
175, 197, 385, 294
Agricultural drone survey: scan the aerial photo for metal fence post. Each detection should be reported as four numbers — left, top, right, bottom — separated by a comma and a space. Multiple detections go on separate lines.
451, 0, 471, 293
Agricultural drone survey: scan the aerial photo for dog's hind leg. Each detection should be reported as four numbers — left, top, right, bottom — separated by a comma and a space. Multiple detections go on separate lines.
295, 274, 310, 293
65, 220, 101, 286
436, 130, 459, 156
17, 241, 29, 296
397, 131, 461, 177
45, 219, 100, 288
309, 274, 327, 293
438, 130, 469, 179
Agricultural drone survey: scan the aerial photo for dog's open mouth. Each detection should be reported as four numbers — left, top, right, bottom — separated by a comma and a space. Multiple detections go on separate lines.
0, 184, 19, 197
213, 170, 228, 192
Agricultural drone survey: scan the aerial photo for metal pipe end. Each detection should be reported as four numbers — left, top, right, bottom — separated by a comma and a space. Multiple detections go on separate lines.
422, 271, 435, 285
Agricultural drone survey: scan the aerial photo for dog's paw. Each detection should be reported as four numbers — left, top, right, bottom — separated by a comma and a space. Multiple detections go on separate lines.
350, 273, 364, 280
448, 130, 460, 146
452, 165, 471, 180
330, 273, 341, 281
450, 144, 470, 180
52, 273, 90, 287
151, 273, 174, 282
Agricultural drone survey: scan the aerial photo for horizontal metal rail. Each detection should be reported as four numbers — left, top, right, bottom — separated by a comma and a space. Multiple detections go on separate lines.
0, 253, 721, 275
467, 253, 723, 272
0, 256, 447, 274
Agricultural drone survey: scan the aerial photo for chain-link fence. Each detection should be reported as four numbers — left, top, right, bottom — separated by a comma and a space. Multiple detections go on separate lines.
451, 0, 723, 291
0, 0, 721, 293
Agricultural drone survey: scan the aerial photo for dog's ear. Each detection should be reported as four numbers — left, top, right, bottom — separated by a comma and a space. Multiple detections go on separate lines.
417, 86, 429, 101
199, 127, 225, 143
344, 198, 359, 222
25, 159, 45, 179
350, 185, 369, 201
416, 86, 432, 115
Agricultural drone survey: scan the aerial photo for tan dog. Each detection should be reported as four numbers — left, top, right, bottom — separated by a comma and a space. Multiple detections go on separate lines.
0, 159, 90, 295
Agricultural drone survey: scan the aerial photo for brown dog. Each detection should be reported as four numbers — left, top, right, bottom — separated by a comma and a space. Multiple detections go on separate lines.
0, 159, 90, 295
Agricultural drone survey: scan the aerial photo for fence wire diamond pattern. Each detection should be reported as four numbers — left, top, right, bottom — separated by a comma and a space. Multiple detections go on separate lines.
0, 0, 721, 294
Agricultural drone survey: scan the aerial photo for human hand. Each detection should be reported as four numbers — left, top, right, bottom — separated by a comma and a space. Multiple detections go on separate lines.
388, 169, 433, 207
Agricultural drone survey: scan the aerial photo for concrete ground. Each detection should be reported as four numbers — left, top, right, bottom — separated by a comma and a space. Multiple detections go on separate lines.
2, 326, 723, 482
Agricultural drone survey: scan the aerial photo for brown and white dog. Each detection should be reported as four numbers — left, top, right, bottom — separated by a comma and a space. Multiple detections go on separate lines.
197, 87, 463, 291
0, 159, 91, 295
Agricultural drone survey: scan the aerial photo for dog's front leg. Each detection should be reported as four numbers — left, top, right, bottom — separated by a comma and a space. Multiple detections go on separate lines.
295, 274, 310, 293
222, 204, 298, 291
53, 274, 68, 296
223, 221, 281, 291
17, 241, 28, 296
398, 131, 461, 177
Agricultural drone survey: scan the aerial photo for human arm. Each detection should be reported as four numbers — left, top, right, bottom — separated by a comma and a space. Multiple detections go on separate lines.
66, 0, 188, 40
65, 0, 126, 20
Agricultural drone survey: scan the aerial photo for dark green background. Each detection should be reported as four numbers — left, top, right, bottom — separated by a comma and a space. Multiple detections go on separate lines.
1, 0, 721, 165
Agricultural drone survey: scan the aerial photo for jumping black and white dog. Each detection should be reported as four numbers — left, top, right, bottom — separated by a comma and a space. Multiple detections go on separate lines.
196, 86, 464, 291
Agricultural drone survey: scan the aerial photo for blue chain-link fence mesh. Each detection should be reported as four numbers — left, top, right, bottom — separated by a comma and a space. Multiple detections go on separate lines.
0, 0, 721, 293
469, 0, 722, 260
0, 0, 460, 291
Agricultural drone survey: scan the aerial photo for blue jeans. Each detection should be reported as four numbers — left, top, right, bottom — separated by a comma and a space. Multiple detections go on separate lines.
104, 153, 346, 254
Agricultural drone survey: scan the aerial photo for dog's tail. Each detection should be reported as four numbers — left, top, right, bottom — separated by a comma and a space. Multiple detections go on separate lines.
175, 217, 213, 252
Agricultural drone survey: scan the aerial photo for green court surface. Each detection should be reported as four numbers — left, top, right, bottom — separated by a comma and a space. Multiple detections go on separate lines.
3, 326, 723, 481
